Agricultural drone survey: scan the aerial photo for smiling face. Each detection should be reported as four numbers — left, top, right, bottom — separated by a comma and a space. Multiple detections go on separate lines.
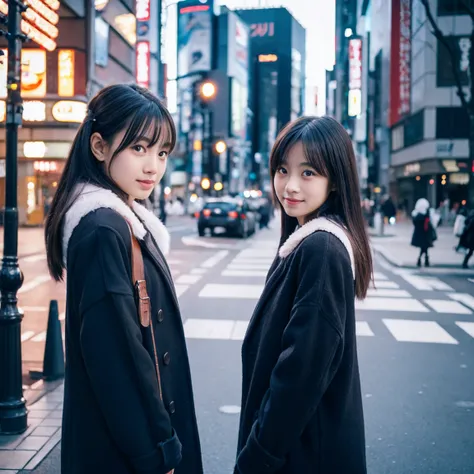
273, 141, 331, 226
90, 124, 172, 204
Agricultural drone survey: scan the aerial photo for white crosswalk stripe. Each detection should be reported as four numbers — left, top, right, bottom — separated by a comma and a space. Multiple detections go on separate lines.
423, 299, 472, 315
382, 319, 458, 344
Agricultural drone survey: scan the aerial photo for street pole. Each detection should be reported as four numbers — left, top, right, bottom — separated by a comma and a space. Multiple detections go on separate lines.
0, 0, 27, 435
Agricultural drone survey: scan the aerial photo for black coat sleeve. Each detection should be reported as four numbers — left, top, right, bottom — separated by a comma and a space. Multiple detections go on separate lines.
236, 234, 350, 474
71, 224, 181, 474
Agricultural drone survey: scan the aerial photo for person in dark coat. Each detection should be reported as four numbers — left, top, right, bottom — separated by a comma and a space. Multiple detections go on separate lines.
45, 84, 203, 474
235, 116, 372, 474
459, 210, 474, 268
411, 198, 436, 267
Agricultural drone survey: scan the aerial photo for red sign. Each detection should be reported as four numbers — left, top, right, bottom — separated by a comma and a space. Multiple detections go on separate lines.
250, 22, 275, 38
348, 38, 362, 90
136, 0, 150, 21
389, 0, 411, 126
136, 41, 150, 88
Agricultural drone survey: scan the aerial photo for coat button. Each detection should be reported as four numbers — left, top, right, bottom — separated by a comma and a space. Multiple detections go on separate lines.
168, 401, 176, 414
163, 352, 171, 365
157, 309, 164, 322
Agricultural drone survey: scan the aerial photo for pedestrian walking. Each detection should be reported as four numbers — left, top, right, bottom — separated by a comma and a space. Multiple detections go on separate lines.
235, 116, 372, 474
459, 210, 474, 268
411, 198, 436, 267
44, 84, 203, 474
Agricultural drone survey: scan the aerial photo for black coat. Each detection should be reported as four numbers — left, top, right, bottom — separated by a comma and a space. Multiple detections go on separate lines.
60, 185, 203, 474
235, 218, 367, 474
411, 212, 435, 249
459, 214, 474, 250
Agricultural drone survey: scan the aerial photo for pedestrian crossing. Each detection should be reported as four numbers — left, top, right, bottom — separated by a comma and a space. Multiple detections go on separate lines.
182, 242, 474, 346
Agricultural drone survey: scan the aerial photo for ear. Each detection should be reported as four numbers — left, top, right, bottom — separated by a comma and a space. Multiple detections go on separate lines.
90, 132, 107, 162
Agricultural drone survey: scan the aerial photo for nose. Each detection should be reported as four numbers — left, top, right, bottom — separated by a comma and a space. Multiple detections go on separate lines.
143, 154, 159, 176
285, 174, 300, 194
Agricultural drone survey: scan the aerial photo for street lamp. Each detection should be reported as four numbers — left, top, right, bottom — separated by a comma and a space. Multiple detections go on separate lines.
0, 0, 28, 435
200, 81, 216, 100
201, 177, 211, 190
214, 140, 227, 154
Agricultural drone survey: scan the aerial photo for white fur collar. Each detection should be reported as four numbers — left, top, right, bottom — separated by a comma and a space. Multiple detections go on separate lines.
279, 217, 355, 279
62, 183, 170, 266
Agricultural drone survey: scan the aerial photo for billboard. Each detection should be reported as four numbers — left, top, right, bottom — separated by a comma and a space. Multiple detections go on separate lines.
348, 38, 362, 117
0, 49, 47, 99
389, 0, 412, 126
177, 0, 213, 78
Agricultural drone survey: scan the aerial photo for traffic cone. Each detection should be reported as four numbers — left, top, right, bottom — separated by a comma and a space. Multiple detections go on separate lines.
29, 300, 64, 381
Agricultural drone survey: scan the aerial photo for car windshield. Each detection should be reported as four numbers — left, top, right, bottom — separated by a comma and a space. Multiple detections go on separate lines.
204, 202, 237, 211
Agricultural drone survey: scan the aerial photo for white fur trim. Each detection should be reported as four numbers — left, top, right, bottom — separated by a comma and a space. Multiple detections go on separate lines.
278, 217, 355, 279
62, 183, 170, 266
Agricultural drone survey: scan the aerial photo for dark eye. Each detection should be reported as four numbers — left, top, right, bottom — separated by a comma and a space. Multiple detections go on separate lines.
132, 144, 146, 153
303, 169, 315, 177
158, 151, 169, 159
277, 166, 287, 174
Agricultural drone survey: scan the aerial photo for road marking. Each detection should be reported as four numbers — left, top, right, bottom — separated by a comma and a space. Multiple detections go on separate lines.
449, 293, 474, 310
373, 272, 388, 281
383, 319, 458, 344
199, 284, 264, 299
456, 322, 474, 338
231, 320, 249, 340
398, 273, 454, 291
18, 275, 51, 294
31, 331, 46, 342
356, 297, 429, 312
182, 235, 237, 249
184, 318, 235, 339
424, 299, 472, 314
200, 250, 229, 268
190, 268, 207, 275
219, 405, 241, 415
227, 264, 270, 270
238, 249, 276, 258
167, 259, 184, 265
21, 331, 35, 342
356, 321, 374, 336
175, 274, 202, 285
22, 254, 46, 263
175, 285, 189, 298
366, 288, 411, 298
371, 280, 400, 289
222, 270, 268, 277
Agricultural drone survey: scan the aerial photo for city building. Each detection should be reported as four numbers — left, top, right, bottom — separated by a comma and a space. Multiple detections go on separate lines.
235, 7, 306, 190
0, 0, 137, 225
390, 0, 472, 212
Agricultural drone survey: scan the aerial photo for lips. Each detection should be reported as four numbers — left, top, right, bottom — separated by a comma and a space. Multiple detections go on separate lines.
284, 197, 303, 204
137, 180, 155, 185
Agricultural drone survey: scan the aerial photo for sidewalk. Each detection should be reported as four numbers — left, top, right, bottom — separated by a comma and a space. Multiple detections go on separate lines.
0, 383, 63, 473
0, 216, 190, 259
370, 220, 470, 270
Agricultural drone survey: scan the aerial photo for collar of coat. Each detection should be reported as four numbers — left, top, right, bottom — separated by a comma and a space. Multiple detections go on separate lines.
62, 183, 170, 266
278, 216, 355, 279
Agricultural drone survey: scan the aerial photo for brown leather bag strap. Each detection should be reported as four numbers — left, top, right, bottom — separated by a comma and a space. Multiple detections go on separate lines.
127, 224, 163, 400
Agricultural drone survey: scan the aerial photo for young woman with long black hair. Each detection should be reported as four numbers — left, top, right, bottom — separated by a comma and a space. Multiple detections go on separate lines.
45, 84, 203, 474
235, 116, 372, 474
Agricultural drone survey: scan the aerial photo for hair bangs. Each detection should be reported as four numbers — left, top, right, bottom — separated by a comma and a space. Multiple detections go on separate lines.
270, 125, 303, 174
114, 101, 176, 157
300, 123, 330, 178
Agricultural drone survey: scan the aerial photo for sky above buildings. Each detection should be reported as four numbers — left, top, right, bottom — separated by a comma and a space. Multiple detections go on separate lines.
164, 0, 335, 115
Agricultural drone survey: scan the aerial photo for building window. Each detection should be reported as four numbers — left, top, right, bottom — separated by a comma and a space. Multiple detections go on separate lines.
437, 37, 470, 87
438, 0, 474, 16
391, 125, 404, 152
436, 107, 469, 139
404, 110, 424, 148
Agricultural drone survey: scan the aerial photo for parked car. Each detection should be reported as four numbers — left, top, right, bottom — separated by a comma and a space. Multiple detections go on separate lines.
196, 200, 257, 238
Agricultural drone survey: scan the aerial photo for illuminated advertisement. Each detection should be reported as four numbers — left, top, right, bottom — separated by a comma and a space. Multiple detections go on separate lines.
136, 0, 150, 21
58, 50, 75, 97
0, 0, 60, 51
21, 50, 47, 98
348, 38, 362, 117
177, 0, 213, 77
136, 41, 150, 88
0, 49, 47, 99
52, 100, 87, 123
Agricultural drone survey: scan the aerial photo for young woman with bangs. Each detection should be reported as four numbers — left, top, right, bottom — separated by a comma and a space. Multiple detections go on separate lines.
235, 116, 372, 474
45, 84, 203, 474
